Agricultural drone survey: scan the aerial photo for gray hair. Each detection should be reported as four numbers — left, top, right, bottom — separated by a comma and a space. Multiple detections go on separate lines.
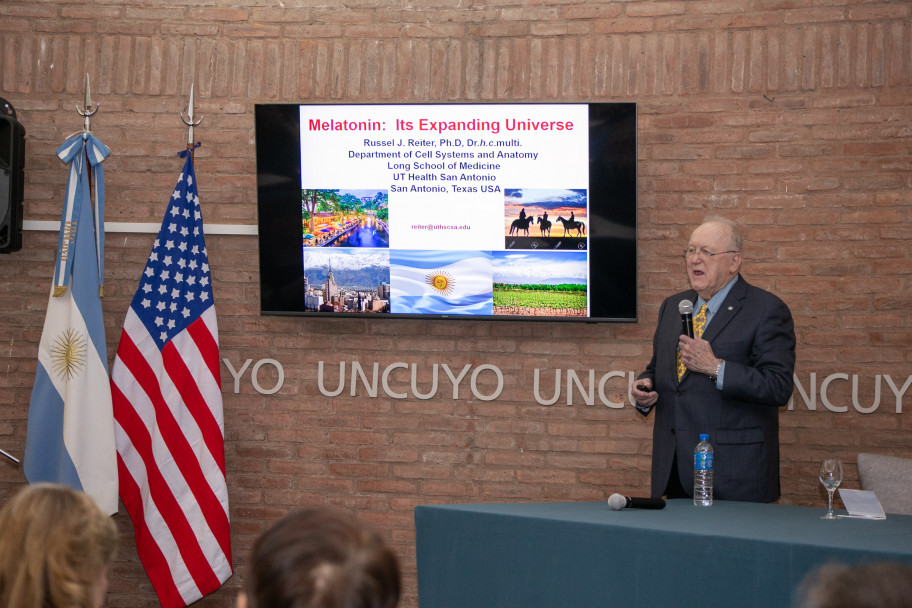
701, 216, 742, 252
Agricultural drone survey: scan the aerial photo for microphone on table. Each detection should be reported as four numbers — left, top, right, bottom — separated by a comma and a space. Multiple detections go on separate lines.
678, 299, 694, 338
607, 493, 667, 511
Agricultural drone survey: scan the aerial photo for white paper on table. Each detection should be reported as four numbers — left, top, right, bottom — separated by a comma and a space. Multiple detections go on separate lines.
837, 489, 886, 519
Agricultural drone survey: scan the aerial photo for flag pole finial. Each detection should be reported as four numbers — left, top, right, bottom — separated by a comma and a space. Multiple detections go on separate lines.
180, 83, 203, 148
77, 74, 98, 133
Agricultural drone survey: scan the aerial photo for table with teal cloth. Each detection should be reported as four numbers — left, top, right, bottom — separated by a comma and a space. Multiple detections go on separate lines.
414, 499, 912, 608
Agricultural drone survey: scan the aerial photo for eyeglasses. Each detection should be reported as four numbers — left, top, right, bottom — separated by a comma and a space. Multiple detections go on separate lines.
683, 247, 740, 259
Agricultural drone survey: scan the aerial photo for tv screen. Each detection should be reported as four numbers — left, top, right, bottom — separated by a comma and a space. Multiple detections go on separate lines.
255, 102, 637, 322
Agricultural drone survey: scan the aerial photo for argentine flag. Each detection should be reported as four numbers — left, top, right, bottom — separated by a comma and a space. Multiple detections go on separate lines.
390, 250, 494, 315
24, 134, 118, 515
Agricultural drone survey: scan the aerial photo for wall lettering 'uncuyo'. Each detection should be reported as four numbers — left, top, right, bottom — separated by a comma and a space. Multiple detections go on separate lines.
222, 358, 911, 414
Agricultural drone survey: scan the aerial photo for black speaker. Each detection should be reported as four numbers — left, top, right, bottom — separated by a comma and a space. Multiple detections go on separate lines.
0, 98, 25, 253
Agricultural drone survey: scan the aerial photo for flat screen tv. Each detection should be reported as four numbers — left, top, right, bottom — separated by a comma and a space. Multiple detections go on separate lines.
254, 102, 637, 322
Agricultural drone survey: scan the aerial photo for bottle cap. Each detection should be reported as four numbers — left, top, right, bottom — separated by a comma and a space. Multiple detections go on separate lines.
699, 433, 709, 441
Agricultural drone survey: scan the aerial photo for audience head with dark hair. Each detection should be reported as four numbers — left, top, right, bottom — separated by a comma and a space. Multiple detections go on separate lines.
240, 506, 401, 608
795, 561, 912, 608
0, 483, 118, 608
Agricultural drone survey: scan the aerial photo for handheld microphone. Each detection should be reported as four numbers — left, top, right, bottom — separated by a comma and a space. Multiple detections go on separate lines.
678, 299, 694, 338
607, 493, 667, 511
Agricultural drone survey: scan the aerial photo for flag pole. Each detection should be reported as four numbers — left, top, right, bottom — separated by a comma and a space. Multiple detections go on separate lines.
180, 83, 202, 161
77, 74, 105, 297
0, 448, 20, 464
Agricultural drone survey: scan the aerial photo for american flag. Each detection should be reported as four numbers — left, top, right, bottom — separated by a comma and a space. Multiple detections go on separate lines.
110, 148, 232, 608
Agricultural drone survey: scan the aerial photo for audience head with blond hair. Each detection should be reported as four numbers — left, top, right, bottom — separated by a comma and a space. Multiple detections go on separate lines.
0, 483, 118, 608
240, 506, 401, 608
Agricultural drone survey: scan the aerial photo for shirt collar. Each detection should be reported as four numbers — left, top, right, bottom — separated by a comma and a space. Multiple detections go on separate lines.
696, 275, 739, 317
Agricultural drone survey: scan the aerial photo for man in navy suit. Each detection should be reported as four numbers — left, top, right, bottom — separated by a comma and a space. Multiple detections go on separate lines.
632, 217, 796, 503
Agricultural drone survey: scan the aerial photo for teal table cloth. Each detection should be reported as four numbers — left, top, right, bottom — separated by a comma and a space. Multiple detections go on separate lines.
415, 499, 912, 608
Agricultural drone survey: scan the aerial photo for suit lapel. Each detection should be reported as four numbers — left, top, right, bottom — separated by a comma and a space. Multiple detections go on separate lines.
701, 275, 747, 343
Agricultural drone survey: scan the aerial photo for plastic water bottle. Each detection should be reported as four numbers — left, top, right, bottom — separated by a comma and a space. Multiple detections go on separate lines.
693, 433, 713, 506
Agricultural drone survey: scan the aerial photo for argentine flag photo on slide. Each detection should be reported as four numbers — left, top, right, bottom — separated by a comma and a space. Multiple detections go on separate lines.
390, 250, 493, 315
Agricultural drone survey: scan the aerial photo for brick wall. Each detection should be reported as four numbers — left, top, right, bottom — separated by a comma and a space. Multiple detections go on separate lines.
1, 1, 911, 606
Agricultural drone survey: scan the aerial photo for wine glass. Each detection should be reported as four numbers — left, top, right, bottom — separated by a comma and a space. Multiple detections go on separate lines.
819, 457, 843, 519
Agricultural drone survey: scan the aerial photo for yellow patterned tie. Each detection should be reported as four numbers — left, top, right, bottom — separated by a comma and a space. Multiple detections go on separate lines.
677, 304, 708, 381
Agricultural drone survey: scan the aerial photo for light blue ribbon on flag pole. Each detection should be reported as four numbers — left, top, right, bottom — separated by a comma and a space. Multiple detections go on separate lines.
53, 133, 108, 296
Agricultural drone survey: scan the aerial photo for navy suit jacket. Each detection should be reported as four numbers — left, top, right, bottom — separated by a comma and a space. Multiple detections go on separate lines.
638, 275, 796, 503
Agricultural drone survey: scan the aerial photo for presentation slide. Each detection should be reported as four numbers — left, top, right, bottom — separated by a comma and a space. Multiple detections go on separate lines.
299, 104, 589, 252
